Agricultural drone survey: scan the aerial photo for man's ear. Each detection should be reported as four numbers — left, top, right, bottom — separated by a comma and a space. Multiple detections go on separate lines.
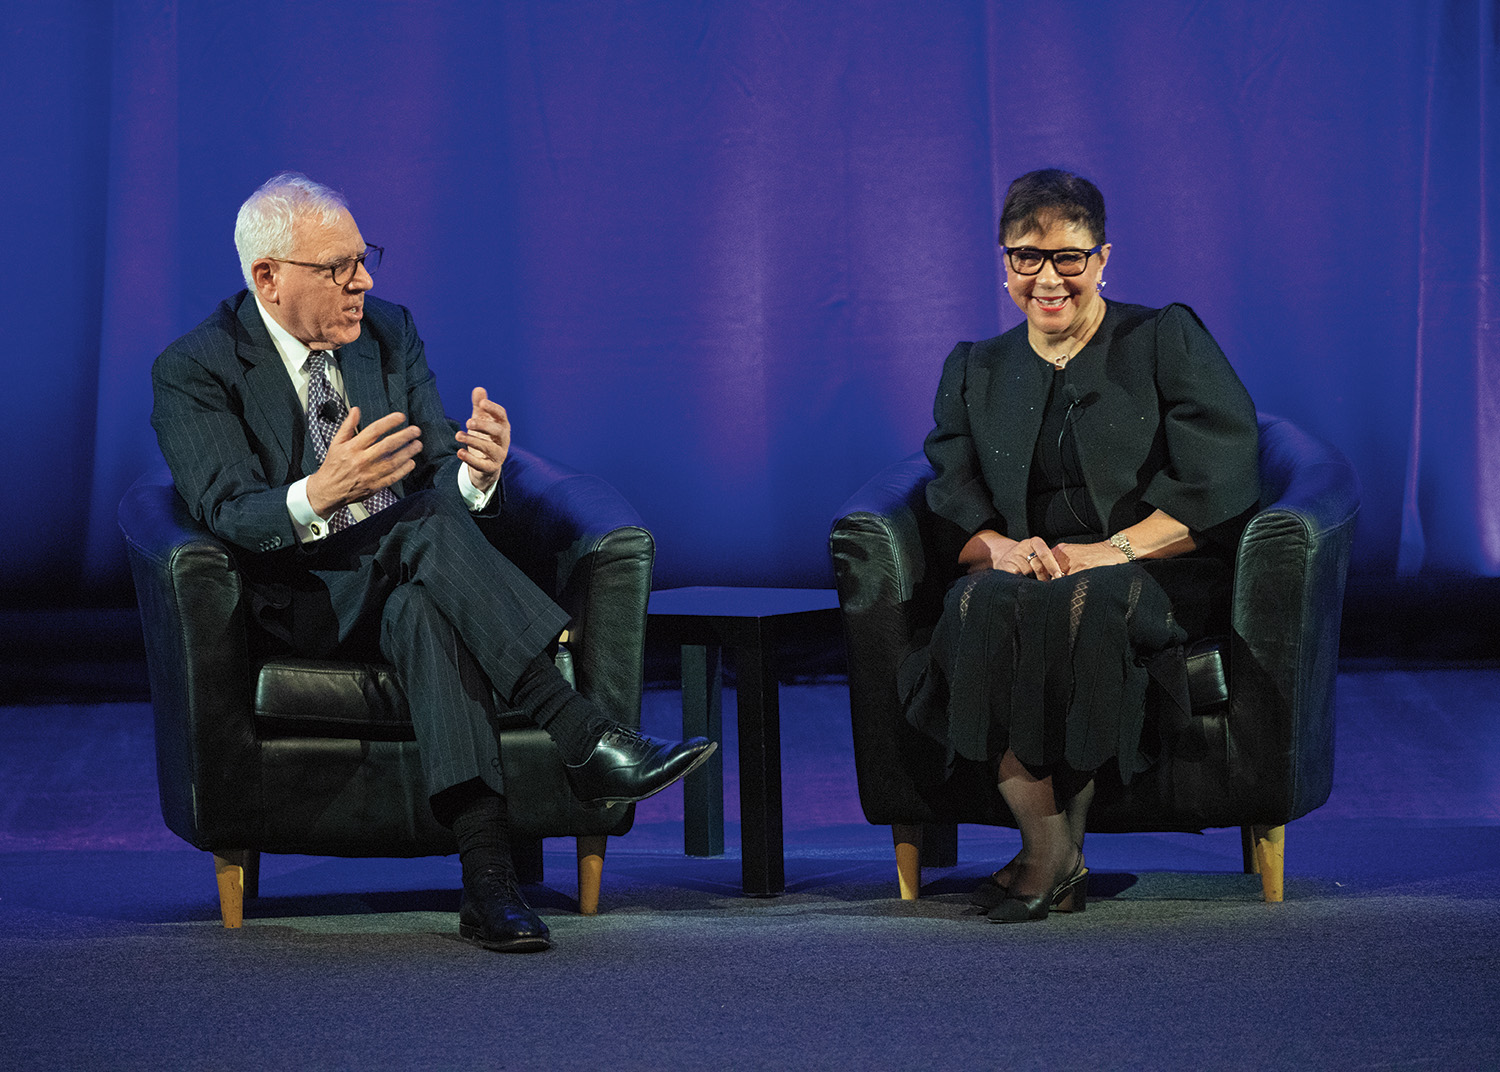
250, 258, 279, 302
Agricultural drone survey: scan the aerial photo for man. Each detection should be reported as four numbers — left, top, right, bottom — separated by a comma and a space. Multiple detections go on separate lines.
151, 172, 713, 953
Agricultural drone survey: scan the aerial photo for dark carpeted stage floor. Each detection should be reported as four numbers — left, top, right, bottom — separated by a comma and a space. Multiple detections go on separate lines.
3, 667, 1498, 1069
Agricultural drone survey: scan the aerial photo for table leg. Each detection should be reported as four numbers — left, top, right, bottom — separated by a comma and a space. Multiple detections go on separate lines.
735, 635, 785, 896
681, 643, 725, 856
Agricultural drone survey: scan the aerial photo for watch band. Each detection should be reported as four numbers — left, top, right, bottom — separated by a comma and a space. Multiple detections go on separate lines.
1109, 533, 1136, 561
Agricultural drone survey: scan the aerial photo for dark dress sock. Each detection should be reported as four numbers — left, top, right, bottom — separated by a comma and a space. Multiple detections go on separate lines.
442, 782, 517, 893
511, 651, 616, 765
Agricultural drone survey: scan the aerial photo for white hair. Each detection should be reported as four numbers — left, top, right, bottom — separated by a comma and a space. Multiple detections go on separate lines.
233, 172, 350, 289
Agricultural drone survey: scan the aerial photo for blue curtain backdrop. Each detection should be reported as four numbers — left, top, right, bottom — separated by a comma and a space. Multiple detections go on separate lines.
2, 0, 1496, 604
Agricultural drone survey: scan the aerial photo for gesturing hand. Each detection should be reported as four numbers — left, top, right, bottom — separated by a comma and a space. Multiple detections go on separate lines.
456, 386, 511, 492
306, 408, 422, 518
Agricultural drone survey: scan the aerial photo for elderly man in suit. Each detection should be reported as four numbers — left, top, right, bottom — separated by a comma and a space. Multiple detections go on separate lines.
151, 172, 714, 953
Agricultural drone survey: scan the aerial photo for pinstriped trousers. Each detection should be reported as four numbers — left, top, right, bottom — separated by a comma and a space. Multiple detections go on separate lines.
280, 487, 571, 801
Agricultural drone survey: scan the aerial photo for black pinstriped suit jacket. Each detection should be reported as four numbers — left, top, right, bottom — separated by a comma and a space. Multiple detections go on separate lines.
150, 290, 498, 636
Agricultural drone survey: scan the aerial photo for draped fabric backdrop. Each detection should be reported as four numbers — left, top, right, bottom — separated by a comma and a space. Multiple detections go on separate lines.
2, 0, 1496, 604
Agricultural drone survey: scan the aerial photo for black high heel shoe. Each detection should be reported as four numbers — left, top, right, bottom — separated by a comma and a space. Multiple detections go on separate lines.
985, 858, 1088, 924
970, 853, 1087, 910
969, 871, 1011, 910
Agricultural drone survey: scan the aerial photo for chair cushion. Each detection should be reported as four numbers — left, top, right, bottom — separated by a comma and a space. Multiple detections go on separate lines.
254, 658, 416, 741
254, 657, 538, 741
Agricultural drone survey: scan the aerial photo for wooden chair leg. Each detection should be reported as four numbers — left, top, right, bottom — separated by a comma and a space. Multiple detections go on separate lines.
213, 850, 253, 928
892, 823, 922, 900
1249, 824, 1285, 902
576, 835, 607, 916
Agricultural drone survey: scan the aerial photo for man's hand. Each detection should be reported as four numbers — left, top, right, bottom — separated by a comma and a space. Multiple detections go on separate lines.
457, 386, 510, 492
306, 408, 422, 517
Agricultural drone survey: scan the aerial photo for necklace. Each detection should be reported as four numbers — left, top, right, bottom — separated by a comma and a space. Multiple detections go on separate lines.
1032, 297, 1106, 369
1035, 337, 1087, 369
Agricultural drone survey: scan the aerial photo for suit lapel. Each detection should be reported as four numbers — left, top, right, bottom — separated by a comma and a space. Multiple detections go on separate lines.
978, 333, 1050, 537
337, 333, 391, 424
235, 295, 302, 474
334, 329, 411, 496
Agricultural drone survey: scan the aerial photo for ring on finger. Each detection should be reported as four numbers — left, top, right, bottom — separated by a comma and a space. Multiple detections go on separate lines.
1026, 551, 1037, 561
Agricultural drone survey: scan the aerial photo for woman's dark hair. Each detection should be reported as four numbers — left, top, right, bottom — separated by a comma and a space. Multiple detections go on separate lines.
999, 169, 1107, 245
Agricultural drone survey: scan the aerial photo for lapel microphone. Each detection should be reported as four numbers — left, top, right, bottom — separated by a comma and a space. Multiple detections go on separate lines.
317, 399, 343, 426
1062, 384, 1100, 414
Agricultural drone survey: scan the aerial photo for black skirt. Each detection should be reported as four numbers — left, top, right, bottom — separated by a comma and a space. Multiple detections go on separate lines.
899, 555, 1229, 781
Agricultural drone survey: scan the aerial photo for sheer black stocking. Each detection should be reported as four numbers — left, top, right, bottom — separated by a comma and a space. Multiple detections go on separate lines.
1061, 770, 1095, 851
994, 750, 1089, 899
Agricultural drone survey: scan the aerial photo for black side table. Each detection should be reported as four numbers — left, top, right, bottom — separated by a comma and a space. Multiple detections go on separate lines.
646, 586, 842, 896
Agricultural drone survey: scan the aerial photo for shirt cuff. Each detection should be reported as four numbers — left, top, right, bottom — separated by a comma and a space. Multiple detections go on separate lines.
287, 477, 333, 543
459, 464, 498, 512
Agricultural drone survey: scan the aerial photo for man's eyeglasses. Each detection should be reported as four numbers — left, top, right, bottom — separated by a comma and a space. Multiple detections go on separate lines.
1003, 245, 1102, 277
273, 244, 383, 286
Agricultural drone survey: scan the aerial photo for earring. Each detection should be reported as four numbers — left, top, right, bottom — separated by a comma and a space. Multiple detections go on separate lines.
1097, 279, 1106, 291
1003, 281, 1009, 290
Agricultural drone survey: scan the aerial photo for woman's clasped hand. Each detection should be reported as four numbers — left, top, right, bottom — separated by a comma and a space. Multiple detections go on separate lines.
961, 531, 1129, 580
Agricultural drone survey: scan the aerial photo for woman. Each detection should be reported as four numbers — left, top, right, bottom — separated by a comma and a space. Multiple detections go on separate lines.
902, 169, 1260, 923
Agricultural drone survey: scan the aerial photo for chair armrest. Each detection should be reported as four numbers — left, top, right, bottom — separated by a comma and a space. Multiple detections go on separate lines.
118, 469, 260, 848
830, 453, 956, 822
1227, 414, 1361, 820
829, 452, 944, 664
495, 447, 655, 727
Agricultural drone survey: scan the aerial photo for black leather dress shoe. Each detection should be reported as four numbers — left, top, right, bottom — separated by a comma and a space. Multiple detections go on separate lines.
458, 880, 552, 953
564, 727, 717, 807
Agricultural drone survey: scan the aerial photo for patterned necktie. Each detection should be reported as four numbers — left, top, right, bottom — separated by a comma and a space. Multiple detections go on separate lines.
306, 350, 398, 532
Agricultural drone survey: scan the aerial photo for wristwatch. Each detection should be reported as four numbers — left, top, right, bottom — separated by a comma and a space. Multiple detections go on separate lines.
1109, 533, 1137, 561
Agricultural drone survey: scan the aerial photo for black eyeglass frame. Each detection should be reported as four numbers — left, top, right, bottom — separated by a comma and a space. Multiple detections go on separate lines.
271, 244, 383, 286
1002, 244, 1103, 277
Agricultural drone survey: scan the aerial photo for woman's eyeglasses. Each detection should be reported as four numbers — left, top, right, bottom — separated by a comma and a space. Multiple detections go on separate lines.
1003, 245, 1102, 277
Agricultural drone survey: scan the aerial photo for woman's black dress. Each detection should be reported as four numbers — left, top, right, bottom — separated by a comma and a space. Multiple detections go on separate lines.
900, 302, 1260, 781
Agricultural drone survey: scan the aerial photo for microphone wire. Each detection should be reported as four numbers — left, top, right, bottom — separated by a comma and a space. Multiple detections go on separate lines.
1057, 375, 1094, 536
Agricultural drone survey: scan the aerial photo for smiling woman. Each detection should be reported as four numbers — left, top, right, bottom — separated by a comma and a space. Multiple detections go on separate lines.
998, 169, 1111, 366
903, 168, 1261, 924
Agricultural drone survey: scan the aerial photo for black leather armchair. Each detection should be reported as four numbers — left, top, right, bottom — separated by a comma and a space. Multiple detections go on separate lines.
828, 414, 1359, 902
119, 447, 654, 926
